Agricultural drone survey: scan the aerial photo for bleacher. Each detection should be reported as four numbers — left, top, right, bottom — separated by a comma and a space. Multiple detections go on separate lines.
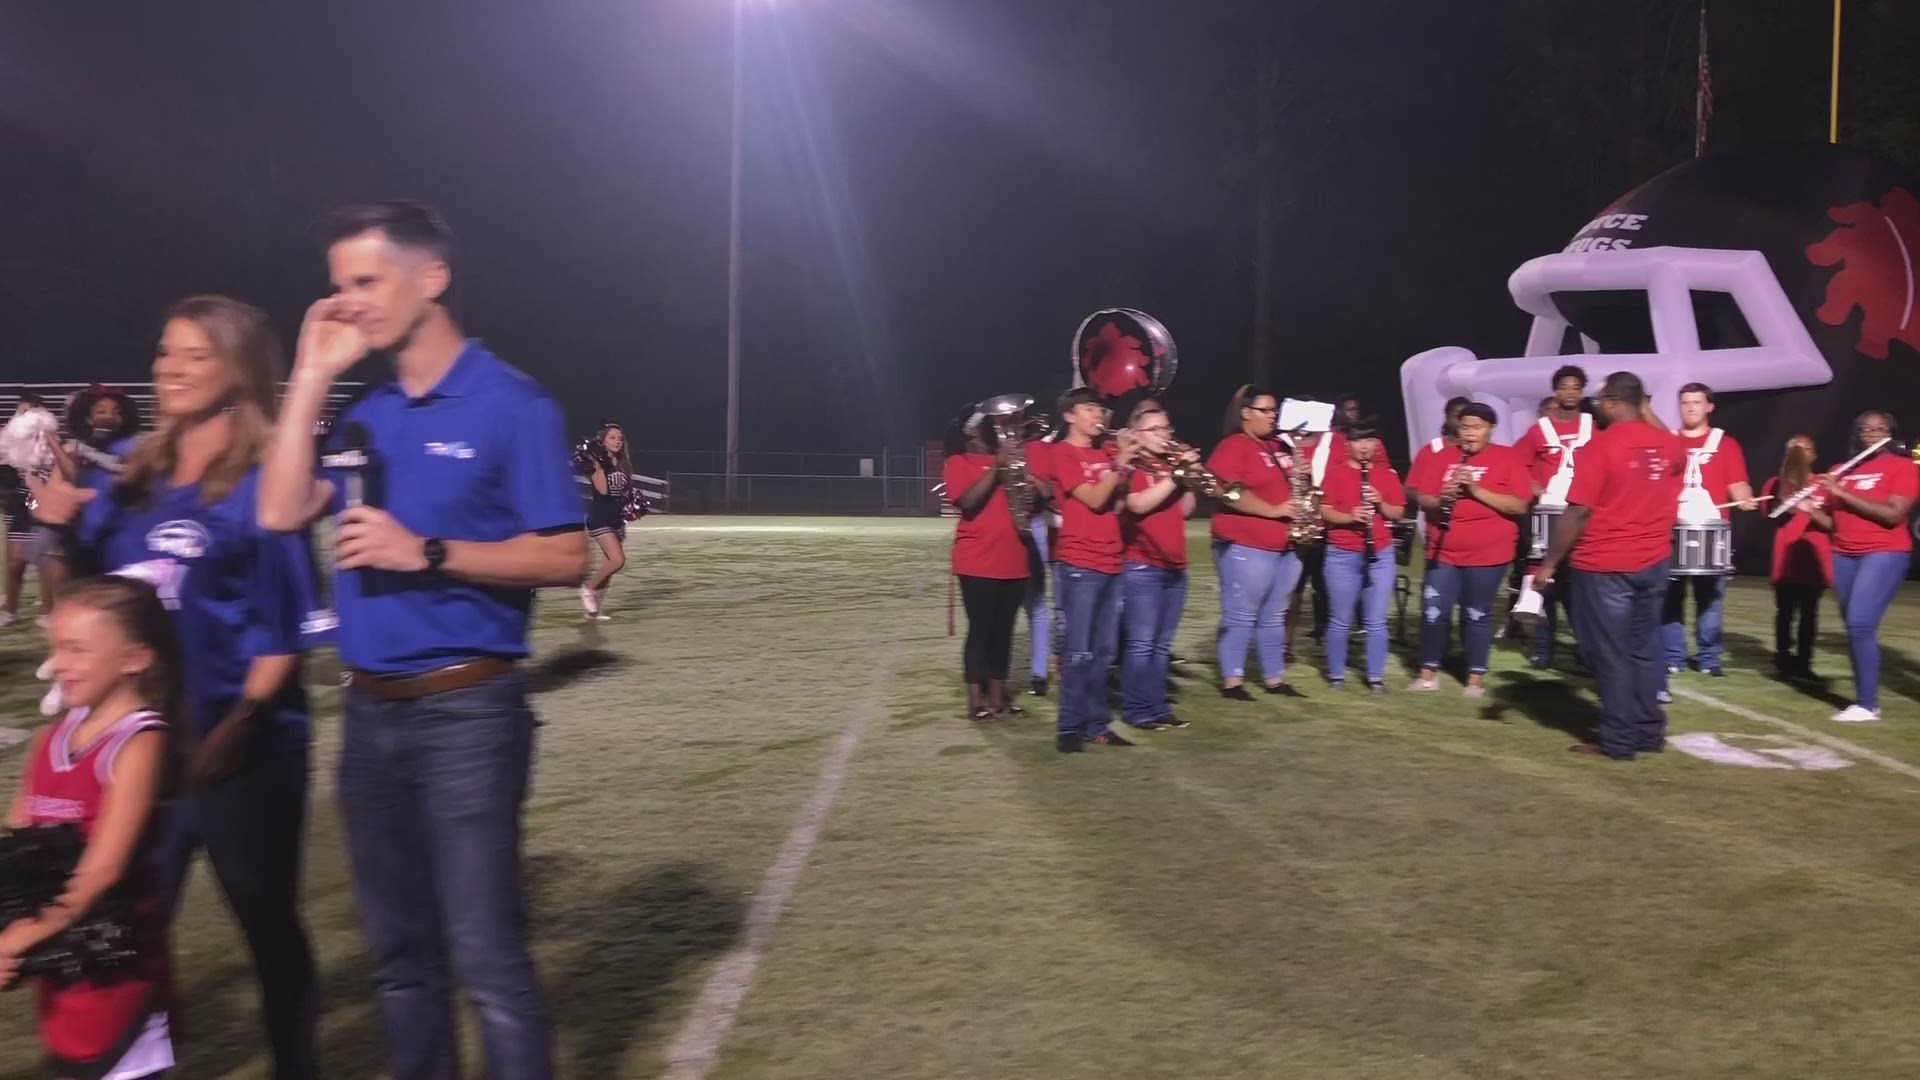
1, 382, 369, 438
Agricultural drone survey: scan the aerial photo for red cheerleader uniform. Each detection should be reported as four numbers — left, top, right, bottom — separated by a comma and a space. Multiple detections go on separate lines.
26, 707, 174, 1080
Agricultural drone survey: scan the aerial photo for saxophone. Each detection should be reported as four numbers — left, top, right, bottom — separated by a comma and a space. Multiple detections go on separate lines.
979, 394, 1037, 532
1287, 430, 1326, 546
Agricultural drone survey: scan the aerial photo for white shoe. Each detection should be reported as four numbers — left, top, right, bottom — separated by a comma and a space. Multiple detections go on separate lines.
1832, 704, 1882, 723
36, 657, 54, 681
579, 585, 600, 617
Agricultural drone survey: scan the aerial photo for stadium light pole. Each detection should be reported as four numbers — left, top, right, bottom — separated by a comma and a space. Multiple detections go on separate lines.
725, 0, 745, 508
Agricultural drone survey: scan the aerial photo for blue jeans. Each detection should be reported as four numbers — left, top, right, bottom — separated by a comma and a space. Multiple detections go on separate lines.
339, 672, 553, 1080
1324, 547, 1394, 683
1214, 542, 1302, 681
1121, 563, 1188, 722
1530, 577, 1573, 661
1661, 575, 1726, 670
1419, 562, 1507, 674
1832, 551, 1911, 710
1058, 564, 1121, 738
1026, 520, 1051, 680
1571, 560, 1672, 759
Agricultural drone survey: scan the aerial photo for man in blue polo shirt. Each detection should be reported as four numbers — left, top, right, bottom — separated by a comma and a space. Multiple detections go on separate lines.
259, 200, 587, 1080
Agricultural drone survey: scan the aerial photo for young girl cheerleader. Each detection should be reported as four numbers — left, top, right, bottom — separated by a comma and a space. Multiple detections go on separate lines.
3, 575, 184, 1080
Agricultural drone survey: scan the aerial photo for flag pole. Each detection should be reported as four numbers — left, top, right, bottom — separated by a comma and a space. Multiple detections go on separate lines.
1829, 0, 1842, 144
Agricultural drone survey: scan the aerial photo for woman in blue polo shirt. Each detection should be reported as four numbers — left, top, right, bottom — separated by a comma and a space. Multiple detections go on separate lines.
31, 295, 323, 1080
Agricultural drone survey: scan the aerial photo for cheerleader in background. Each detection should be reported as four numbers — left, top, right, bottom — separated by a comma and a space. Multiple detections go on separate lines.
3, 576, 184, 1080
2, 392, 61, 628
1805, 411, 1917, 723
580, 423, 632, 621
1760, 435, 1832, 680
942, 411, 1030, 721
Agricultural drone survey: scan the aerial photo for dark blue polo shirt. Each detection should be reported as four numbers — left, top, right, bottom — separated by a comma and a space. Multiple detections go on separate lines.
323, 341, 583, 675
79, 466, 321, 748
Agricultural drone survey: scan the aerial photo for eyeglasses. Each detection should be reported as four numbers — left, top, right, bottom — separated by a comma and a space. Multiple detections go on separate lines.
1247, 405, 1279, 415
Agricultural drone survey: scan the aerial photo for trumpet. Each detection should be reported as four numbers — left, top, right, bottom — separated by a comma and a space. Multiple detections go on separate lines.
1142, 435, 1244, 503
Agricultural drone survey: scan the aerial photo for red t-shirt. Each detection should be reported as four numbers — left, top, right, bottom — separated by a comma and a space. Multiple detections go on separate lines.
1207, 433, 1294, 552
1407, 437, 1448, 495
1042, 440, 1125, 573
1760, 476, 1833, 587
1514, 413, 1593, 487
1566, 419, 1685, 573
1828, 450, 1918, 556
1423, 443, 1530, 567
1676, 428, 1750, 501
1122, 471, 1189, 569
1320, 459, 1405, 554
942, 454, 1031, 580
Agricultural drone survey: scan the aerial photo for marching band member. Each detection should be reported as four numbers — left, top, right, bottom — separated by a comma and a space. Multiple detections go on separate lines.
1317, 421, 1405, 693
1806, 411, 1916, 723
581, 422, 633, 620
1409, 404, 1530, 696
1207, 386, 1309, 699
1534, 372, 1684, 760
1662, 383, 1754, 678
1760, 435, 1831, 679
1515, 366, 1593, 667
1022, 454, 1056, 698
1282, 413, 1340, 660
943, 411, 1031, 722
1118, 402, 1196, 731
1041, 387, 1139, 752
1405, 396, 1471, 509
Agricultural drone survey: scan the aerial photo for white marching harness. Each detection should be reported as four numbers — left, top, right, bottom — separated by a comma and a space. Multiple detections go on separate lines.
1672, 427, 1735, 576
1515, 413, 1593, 622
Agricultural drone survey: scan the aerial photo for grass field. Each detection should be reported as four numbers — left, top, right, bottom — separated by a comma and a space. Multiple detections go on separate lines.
5, 516, 1920, 1079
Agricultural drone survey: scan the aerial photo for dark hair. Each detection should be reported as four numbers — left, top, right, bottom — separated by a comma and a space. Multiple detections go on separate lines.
1440, 395, 1472, 437
1222, 384, 1277, 437
19, 391, 43, 408
1853, 410, 1899, 452
1551, 365, 1588, 390
1678, 382, 1714, 403
1599, 371, 1646, 406
57, 575, 192, 796
595, 423, 634, 478
1342, 421, 1381, 442
316, 199, 454, 264
1056, 386, 1101, 418
1457, 403, 1498, 426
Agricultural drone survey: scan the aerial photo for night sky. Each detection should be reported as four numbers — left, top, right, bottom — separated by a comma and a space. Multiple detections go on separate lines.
4, 0, 1906, 461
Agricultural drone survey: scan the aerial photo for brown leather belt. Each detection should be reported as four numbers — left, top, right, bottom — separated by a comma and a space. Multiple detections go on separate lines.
347, 657, 515, 701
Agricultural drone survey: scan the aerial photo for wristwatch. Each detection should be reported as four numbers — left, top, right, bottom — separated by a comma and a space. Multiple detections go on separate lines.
423, 538, 448, 572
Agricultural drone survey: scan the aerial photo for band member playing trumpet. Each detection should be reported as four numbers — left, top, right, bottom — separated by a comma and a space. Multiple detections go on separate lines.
1760, 435, 1831, 679
1534, 372, 1685, 760
943, 412, 1032, 722
1118, 402, 1197, 731
1662, 383, 1754, 678
1410, 404, 1530, 695
1207, 385, 1311, 699
1040, 387, 1139, 752
1805, 411, 1916, 723
1317, 422, 1405, 693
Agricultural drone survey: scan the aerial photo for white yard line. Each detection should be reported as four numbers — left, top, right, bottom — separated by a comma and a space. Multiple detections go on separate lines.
1671, 686, 1920, 782
657, 635, 906, 1079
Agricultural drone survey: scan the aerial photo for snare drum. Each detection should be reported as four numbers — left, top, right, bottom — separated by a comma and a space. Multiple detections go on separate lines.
1671, 519, 1733, 576
1527, 505, 1564, 562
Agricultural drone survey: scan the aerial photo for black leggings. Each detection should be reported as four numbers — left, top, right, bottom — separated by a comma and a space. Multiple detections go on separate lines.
959, 575, 1026, 685
1774, 583, 1822, 666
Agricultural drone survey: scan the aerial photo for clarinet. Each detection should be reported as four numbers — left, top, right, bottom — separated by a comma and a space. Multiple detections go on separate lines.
1360, 461, 1375, 586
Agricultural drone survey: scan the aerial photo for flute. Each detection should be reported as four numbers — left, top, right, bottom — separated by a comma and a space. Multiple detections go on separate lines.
1768, 437, 1892, 518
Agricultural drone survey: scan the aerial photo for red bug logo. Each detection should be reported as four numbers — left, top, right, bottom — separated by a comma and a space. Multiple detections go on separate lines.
1805, 187, 1920, 360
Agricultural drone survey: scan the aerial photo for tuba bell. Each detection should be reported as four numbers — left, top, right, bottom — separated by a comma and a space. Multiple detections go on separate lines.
978, 393, 1039, 533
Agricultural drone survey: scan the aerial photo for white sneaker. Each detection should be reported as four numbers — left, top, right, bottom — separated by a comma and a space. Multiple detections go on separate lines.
1832, 704, 1882, 723
36, 657, 54, 681
579, 585, 600, 617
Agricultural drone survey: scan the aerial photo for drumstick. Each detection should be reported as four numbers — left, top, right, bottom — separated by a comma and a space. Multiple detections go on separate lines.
1712, 495, 1773, 509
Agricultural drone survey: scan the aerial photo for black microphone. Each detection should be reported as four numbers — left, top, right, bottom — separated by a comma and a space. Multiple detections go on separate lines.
321, 422, 373, 509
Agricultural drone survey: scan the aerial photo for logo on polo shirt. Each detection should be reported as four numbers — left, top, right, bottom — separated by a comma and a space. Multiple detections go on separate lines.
145, 521, 211, 560
425, 441, 477, 460
1846, 474, 1883, 491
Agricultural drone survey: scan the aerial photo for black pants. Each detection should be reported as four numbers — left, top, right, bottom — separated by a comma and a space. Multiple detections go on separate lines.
959, 575, 1026, 685
1774, 583, 1823, 668
153, 743, 318, 1080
